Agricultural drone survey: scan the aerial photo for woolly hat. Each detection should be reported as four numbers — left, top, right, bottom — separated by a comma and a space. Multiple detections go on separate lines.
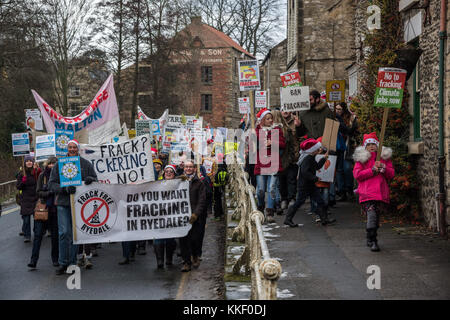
24, 155, 35, 163
68, 139, 79, 148
153, 158, 163, 166
256, 108, 271, 122
363, 132, 379, 147
164, 164, 177, 173
300, 138, 322, 154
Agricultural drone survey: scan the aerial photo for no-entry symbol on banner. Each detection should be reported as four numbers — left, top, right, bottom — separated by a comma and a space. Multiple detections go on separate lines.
76, 189, 117, 236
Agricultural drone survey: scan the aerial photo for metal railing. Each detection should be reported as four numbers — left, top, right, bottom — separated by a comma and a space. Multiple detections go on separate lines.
226, 153, 282, 300
0, 180, 16, 202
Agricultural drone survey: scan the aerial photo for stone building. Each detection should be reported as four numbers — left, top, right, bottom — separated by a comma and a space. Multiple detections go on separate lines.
121, 16, 254, 129
261, 39, 287, 109
286, 0, 356, 93
350, 0, 449, 233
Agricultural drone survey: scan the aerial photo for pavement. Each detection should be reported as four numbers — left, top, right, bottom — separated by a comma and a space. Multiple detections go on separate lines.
260, 199, 450, 300
0, 202, 225, 300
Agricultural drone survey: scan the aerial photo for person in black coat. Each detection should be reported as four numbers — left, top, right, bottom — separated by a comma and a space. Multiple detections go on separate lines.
179, 160, 207, 272
28, 157, 59, 269
284, 139, 336, 227
16, 155, 40, 242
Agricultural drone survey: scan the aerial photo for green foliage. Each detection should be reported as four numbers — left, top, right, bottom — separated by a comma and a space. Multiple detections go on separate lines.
350, 0, 421, 221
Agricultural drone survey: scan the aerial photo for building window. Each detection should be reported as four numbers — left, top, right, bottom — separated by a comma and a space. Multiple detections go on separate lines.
69, 86, 80, 97
201, 94, 212, 112
201, 66, 213, 83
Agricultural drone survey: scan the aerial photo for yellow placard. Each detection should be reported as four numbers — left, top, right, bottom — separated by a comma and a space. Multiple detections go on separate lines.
326, 80, 346, 102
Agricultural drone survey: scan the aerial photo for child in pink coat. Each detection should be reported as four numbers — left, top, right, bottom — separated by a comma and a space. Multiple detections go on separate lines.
353, 132, 394, 252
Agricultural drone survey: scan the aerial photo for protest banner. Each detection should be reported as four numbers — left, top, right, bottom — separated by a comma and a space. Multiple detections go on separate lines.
25, 109, 43, 131
238, 60, 261, 91
168, 114, 203, 129
71, 179, 192, 244
238, 97, 250, 114
280, 70, 302, 87
79, 134, 155, 184
32, 74, 121, 145
12, 133, 30, 156
55, 129, 74, 157
326, 80, 346, 103
135, 120, 153, 137
315, 155, 337, 183
137, 106, 149, 120
255, 91, 267, 109
190, 128, 208, 156
59, 156, 82, 187
35, 134, 56, 162
373, 67, 407, 161
280, 86, 311, 112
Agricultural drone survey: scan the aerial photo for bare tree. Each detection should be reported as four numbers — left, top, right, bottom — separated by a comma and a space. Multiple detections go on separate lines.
36, 0, 94, 115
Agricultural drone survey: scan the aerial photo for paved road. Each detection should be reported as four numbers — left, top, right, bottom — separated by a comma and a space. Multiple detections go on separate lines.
0, 204, 224, 300
263, 200, 450, 300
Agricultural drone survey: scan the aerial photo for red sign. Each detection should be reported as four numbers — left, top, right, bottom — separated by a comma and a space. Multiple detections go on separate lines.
281, 70, 302, 87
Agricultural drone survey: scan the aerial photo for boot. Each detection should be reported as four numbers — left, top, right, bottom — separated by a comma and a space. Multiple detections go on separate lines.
370, 241, 380, 252
367, 228, 380, 252
165, 241, 176, 266
283, 206, 298, 227
366, 229, 373, 247
265, 208, 275, 223
320, 206, 336, 226
153, 244, 165, 269
181, 262, 191, 272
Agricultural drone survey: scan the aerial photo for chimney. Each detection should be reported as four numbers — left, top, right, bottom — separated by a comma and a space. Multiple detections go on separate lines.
191, 16, 202, 25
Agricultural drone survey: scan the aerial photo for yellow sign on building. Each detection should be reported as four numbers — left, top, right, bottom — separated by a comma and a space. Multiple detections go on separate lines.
326, 80, 346, 102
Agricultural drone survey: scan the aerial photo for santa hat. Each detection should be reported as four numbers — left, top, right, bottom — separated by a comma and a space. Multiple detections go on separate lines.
256, 108, 271, 121
363, 132, 379, 147
164, 164, 177, 173
151, 148, 158, 156
300, 138, 322, 154
68, 139, 79, 148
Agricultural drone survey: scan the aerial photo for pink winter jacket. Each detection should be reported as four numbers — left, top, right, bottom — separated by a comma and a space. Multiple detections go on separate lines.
352, 146, 395, 204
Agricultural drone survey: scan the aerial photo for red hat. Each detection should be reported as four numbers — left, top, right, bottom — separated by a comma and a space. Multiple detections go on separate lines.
68, 139, 79, 148
256, 108, 271, 121
164, 164, 177, 173
363, 132, 379, 147
151, 148, 157, 155
300, 138, 322, 154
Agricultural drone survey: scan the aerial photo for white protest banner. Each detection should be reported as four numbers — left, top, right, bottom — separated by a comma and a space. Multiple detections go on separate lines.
137, 105, 149, 120
315, 155, 337, 183
35, 134, 56, 162
71, 179, 192, 244
238, 97, 250, 114
31, 74, 121, 145
190, 128, 208, 156
255, 91, 267, 109
25, 109, 43, 131
12, 133, 30, 156
280, 86, 310, 112
79, 134, 155, 184
238, 60, 261, 91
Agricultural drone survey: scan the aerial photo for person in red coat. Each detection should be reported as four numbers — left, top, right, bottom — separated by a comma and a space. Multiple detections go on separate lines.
254, 108, 286, 223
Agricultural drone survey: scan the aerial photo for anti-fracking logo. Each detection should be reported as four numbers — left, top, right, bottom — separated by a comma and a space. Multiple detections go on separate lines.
76, 189, 118, 236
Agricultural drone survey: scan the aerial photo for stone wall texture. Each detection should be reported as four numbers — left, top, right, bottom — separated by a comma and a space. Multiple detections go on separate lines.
261, 39, 287, 108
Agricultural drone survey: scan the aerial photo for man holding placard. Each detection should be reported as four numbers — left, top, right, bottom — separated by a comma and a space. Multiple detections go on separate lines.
49, 139, 97, 275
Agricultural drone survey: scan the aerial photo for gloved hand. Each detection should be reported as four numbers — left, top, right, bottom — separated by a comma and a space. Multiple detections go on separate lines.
85, 176, 96, 185
189, 213, 198, 224
371, 166, 379, 175
179, 175, 188, 181
21, 176, 27, 183
67, 186, 76, 194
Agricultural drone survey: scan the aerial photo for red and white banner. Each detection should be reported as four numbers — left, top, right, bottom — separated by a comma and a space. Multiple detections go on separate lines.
31, 74, 121, 145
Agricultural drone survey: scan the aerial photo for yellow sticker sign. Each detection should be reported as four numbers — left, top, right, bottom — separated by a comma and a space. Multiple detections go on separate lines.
326, 80, 346, 102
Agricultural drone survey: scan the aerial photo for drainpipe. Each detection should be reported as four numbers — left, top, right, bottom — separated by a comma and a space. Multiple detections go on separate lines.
438, 0, 447, 237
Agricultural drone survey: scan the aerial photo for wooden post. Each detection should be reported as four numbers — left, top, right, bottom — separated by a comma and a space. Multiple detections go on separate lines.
249, 90, 255, 130
376, 108, 390, 161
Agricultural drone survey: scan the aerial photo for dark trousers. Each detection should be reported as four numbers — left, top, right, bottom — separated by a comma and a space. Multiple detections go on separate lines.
286, 186, 326, 221
22, 215, 32, 239
213, 186, 224, 217
279, 164, 298, 202
180, 220, 203, 264
30, 207, 58, 264
122, 241, 137, 259
362, 201, 381, 241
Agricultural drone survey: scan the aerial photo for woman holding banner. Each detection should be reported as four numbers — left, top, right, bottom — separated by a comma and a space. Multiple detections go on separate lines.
151, 164, 178, 269
16, 155, 40, 243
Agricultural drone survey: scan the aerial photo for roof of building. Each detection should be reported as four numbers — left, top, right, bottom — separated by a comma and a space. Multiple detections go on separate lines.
180, 16, 254, 58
